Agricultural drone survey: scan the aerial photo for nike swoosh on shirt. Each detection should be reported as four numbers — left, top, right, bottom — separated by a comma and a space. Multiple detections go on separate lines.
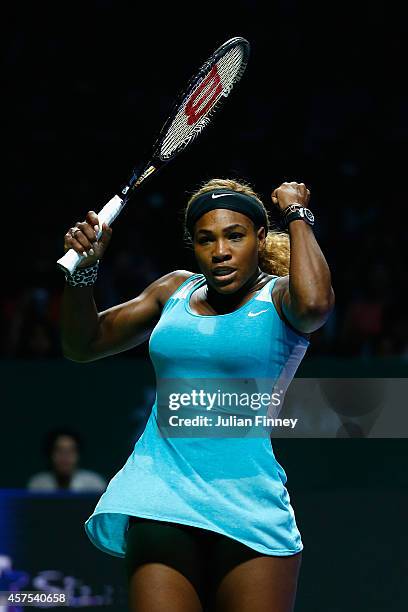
211, 193, 234, 199
248, 309, 268, 317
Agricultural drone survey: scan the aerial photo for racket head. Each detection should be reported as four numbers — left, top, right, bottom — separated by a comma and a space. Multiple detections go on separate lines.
125, 37, 250, 193
154, 37, 250, 163
155, 36, 250, 162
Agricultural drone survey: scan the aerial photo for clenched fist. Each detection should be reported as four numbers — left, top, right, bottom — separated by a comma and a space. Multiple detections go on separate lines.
271, 182, 311, 212
64, 210, 112, 268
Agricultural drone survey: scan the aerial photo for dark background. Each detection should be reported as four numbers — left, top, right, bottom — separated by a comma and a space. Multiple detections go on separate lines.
3, 0, 408, 360
1, 1, 407, 610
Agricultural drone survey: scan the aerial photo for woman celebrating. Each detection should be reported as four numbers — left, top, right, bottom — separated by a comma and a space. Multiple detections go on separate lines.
61, 179, 334, 612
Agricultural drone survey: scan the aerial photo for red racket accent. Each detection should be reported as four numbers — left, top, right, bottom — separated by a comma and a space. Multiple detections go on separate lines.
185, 65, 223, 126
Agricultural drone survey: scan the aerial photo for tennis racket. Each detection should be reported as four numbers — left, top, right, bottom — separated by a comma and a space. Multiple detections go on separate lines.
57, 36, 250, 274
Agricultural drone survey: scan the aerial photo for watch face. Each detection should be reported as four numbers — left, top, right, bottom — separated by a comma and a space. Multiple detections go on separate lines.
304, 208, 315, 224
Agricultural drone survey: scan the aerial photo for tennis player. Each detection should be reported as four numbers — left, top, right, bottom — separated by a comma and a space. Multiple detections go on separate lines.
61, 179, 334, 612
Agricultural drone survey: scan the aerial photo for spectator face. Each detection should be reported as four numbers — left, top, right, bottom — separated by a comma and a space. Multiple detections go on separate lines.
51, 435, 79, 476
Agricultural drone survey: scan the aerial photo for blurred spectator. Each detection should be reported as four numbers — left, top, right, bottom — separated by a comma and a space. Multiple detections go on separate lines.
339, 262, 391, 357
27, 428, 106, 492
2, 287, 60, 358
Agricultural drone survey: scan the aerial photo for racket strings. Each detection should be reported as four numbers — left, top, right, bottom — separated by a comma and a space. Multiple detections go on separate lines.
161, 46, 243, 156
160, 45, 246, 160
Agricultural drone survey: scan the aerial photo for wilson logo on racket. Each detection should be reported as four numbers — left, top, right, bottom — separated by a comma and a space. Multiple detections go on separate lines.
185, 65, 223, 126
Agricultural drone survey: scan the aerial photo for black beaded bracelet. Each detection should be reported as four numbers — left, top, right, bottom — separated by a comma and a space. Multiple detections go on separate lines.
64, 261, 100, 287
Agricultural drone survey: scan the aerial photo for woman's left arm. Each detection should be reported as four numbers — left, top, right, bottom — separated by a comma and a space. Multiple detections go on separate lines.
272, 182, 335, 334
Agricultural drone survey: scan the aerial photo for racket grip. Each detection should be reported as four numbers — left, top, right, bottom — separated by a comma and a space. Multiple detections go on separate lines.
56, 194, 125, 274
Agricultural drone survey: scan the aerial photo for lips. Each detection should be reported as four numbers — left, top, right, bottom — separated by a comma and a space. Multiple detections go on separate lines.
212, 267, 236, 277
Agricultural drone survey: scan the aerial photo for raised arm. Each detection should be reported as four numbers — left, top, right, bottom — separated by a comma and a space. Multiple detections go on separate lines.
61, 210, 193, 362
272, 182, 335, 334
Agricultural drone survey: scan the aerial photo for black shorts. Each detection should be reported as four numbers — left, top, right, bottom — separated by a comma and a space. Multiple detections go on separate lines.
125, 516, 266, 610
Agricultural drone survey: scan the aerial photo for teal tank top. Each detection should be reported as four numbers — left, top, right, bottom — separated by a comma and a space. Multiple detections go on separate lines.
85, 273, 310, 556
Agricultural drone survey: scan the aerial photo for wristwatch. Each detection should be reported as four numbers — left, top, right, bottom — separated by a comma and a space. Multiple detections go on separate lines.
281, 204, 315, 228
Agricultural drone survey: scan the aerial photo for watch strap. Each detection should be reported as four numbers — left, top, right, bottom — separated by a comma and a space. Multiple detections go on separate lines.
281, 204, 315, 229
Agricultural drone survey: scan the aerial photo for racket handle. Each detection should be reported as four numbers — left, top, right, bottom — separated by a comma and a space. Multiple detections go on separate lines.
56, 194, 125, 274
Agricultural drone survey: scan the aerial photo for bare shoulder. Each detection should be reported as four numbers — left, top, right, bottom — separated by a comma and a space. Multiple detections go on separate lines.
155, 270, 196, 309
271, 274, 289, 312
271, 275, 311, 340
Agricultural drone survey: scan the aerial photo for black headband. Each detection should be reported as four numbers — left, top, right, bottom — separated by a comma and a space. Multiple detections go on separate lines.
186, 189, 269, 236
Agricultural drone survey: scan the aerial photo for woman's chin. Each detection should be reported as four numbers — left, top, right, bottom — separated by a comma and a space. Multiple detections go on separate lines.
208, 275, 242, 294
211, 269, 238, 286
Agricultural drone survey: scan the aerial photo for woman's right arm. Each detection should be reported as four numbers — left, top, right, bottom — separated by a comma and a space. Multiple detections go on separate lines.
61, 210, 193, 362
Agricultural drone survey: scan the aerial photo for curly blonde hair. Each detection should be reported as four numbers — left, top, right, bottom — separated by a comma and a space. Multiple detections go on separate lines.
184, 178, 290, 277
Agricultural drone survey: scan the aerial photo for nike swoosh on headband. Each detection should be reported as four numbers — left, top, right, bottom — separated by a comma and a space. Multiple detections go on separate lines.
211, 193, 235, 199
248, 309, 268, 317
